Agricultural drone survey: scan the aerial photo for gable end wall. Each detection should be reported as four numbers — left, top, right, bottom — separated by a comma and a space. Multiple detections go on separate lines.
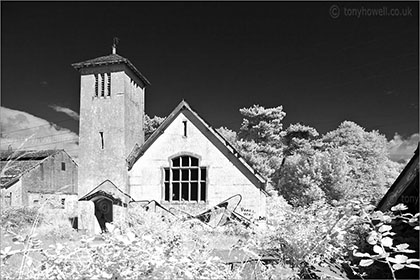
129, 112, 266, 219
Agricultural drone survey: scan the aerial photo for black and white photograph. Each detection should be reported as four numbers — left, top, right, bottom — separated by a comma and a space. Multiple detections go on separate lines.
1, 1, 419, 279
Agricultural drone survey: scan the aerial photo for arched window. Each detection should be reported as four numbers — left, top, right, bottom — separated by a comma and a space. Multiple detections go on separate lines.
164, 155, 206, 202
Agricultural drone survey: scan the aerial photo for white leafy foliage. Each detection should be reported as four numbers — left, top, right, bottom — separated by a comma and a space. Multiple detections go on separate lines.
378, 224, 392, 233
353, 251, 371, 258
392, 263, 405, 270
391, 203, 408, 212
367, 231, 379, 245
405, 263, 420, 269
388, 254, 409, 264
380, 237, 393, 247
373, 245, 384, 254
395, 243, 409, 250
359, 259, 374, 267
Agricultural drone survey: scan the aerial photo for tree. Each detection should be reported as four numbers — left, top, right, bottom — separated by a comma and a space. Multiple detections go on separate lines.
144, 115, 165, 140
238, 104, 286, 147
322, 121, 396, 203
277, 144, 350, 206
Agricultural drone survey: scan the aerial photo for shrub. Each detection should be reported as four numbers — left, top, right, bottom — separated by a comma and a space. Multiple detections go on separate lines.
0, 206, 41, 233
349, 203, 420, 279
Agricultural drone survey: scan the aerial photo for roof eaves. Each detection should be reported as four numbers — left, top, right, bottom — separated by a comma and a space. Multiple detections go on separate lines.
72, 55, 151, 87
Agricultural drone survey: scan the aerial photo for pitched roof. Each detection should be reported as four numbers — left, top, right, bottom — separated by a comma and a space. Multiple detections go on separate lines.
377, 146, 419, 213
127, 100, 268, 195
0, 150, 58, 161
0, 149, 75, 189
71, 53, 151, 87
79, 180, 135, 205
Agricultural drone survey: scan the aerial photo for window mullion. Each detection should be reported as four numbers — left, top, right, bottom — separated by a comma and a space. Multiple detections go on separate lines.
198, 168, 201, 202
170, 169, 173, 202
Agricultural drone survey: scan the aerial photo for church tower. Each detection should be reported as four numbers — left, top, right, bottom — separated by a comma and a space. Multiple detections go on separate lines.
72, 44, 150, 200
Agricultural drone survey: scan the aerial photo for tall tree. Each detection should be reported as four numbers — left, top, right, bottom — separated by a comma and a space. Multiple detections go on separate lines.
322, 121, 395, 203
238, 105, 286, 147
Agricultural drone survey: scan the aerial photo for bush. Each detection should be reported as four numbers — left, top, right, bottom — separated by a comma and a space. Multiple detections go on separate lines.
1, 206, 41, 233
349, 203, 420, 279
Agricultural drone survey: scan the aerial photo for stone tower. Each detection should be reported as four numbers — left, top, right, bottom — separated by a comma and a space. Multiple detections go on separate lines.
72, 47, 150, 200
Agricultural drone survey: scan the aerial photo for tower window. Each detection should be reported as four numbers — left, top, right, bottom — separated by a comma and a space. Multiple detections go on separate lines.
94, 74, 99, 97
107, 73, 111, 96
61, 162, 66, 171
164, 155, 206, 202
99, 132, 104, 149
101, 73, 105, 97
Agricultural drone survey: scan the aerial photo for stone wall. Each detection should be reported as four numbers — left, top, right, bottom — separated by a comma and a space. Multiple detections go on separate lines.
77, 65, 145, 198
0, 179, 23, 207
22, 152, 78, 202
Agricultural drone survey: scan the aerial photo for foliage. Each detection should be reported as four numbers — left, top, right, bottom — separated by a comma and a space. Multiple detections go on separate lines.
238, 104, 286, 146
281, 123, 320, 158
277, 146, 350, 206
349, 203, 420, 279
35, 209, 78, 241
277, 121, 403, 206
217, 105, 287, 189
216, 126, 239, 149
322, 121, 398, 203
144, 114, 165, 140
1, 206, 41, 233
254, 197, 353, 279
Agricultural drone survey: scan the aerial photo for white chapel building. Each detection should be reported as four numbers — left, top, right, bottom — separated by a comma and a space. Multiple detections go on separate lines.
72, 47, 267, 232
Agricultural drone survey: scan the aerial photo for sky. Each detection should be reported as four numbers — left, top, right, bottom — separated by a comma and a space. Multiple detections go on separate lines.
1, 1, 419, 161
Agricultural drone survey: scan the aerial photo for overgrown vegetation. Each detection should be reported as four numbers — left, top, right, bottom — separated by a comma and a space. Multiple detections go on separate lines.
1, 199, 419, 279
1, 105, 417, 279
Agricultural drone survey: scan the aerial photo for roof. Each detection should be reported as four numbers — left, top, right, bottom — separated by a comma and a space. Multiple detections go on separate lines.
71, 53, 150, 87
0, 149, 75, 189
79, 180, 135, 205
377, 146, 419, 213
127, 100, 268, 195
0, 150, 58, 161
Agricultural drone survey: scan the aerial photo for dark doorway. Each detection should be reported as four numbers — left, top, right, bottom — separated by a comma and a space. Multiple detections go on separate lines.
93, 197, 113, 232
